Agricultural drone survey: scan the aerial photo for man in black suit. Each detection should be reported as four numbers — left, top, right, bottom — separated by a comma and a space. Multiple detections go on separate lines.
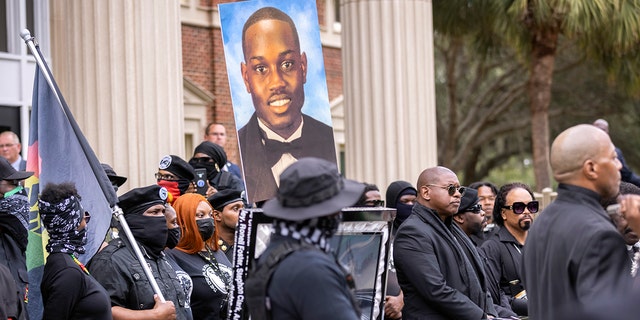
522, 124, 632, 319
394, 166, 497, 319
239, 6, 336, 204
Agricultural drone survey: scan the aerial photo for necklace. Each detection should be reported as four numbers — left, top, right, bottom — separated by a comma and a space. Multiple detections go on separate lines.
198, 245, 231, 292
70, 253, 90, 275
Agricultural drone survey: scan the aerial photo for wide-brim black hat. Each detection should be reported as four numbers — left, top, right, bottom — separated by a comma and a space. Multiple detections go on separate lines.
263, 158, 365, 221
0, 157, 33, 181
101, 163, 127, 187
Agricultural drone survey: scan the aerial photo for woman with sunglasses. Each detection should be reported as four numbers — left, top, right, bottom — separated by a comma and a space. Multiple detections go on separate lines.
479, 182, 538, 317
188, 141, 245, 196
169, 193, 233, 320
39, 182, 111, 319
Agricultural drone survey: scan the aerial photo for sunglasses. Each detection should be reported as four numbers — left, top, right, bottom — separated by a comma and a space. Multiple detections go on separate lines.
502, 201, 539, 214
191, 156, 214, 164
83, 211, 91, 224
426, 184, 465, 196
364, 199, 385, 207
155, 173, 179, 181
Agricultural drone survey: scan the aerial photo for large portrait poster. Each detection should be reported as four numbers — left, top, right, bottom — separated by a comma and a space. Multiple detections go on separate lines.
219, 0, 337, 204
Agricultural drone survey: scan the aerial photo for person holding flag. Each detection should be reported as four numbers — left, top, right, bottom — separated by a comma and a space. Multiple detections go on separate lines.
39, 182, 111, 319
88, 185, 189, 320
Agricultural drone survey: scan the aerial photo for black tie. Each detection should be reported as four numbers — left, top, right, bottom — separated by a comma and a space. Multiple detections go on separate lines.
262, 138, 304, 167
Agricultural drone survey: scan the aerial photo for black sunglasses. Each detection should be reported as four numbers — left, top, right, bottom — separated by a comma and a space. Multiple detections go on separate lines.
84, 211, 91, 224
364, 199, 385, 207
191, 156, 214, 164
502, 201, 539, 214
426, 184, 465, 196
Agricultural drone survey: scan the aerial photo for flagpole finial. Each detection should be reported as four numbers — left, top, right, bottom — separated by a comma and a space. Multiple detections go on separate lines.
20, 29, 33, 42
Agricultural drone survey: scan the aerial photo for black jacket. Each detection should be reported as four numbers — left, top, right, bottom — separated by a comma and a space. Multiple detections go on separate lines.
256, 234, 359, 320
394, 203, 496, 319
522, 184, 633, 319
88, 237, 190, 319
480, 226, 527, 315
238, 113, 336, 203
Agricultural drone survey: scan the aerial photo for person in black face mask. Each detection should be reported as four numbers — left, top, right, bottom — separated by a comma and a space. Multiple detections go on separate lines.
89, 185, 190, 320
189, 141, 245, 196
383, 180, 417, 320
168, 193, 232, 320
0, 157, 33, 320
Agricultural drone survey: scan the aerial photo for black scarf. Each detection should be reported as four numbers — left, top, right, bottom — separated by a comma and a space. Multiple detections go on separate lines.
0, 189, 29, 251
272, 214, 342, 252
39, 195, 87, 254
123, 214, 168, 260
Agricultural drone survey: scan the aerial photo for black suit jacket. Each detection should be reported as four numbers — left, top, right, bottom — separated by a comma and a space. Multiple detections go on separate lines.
522, 184, 633, 320
394, 203, 496, 319
238, 113, 336, 203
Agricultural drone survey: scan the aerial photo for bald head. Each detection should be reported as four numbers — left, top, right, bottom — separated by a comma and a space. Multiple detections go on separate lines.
592, 119, 609, 134
551, 124, 621, 198
416, 166, 462, 220
417, 166, 454, 189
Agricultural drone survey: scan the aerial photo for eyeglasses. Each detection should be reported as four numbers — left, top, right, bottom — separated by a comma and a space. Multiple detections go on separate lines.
364, 199, 385, 207
155, 173, 179, 181
0, 143, 15, 148
191, 157, 214, 164
426, 184, 465, 196
83, 211, 91, 224
466, 204, 483, 214
502, 201, 539, 214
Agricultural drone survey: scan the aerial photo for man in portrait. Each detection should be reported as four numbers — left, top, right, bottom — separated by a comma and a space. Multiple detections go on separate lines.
237, 6, 337, 204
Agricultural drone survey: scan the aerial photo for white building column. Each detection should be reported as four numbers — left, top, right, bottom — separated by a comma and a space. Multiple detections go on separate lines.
49, 0, 184, 190
341, 0, 438, 191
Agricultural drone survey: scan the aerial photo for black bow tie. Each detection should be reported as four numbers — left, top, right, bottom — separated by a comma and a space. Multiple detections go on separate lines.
263, 138, 304, 167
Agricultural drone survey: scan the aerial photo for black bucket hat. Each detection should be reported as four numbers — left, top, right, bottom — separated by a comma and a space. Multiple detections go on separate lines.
263, 157, 365, 221
101, 163, 127, 187
0, 157, 33, 181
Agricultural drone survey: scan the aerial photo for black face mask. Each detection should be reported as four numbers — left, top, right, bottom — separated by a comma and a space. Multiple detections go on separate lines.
125, 214, 168, 259
197, 218, 215, 241
166, 227, 181, 249
190, 161, 219, 182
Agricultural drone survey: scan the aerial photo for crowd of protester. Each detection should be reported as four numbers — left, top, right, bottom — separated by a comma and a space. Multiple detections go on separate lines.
1, 118, 640, 320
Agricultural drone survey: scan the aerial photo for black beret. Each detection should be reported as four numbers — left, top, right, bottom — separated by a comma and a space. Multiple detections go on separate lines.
208, 189, 243, 211
158, 155, 195, 181
457, 188, 479, 214
118, 185, 168, 215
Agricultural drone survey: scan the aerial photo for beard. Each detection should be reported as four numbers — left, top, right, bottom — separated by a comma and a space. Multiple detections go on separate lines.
519, 219, 531, 231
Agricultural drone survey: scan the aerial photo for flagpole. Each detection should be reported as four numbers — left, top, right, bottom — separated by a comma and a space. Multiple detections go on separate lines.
21, 29, 166, 303
20, 29, 64, 110
113, 206, 166, 302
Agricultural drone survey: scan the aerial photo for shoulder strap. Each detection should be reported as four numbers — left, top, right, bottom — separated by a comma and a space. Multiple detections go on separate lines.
217, 171, 232, 189
245, 240, 314, 320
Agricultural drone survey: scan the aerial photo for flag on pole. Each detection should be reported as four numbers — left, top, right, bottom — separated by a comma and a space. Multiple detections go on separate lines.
25, 46, 118, 319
